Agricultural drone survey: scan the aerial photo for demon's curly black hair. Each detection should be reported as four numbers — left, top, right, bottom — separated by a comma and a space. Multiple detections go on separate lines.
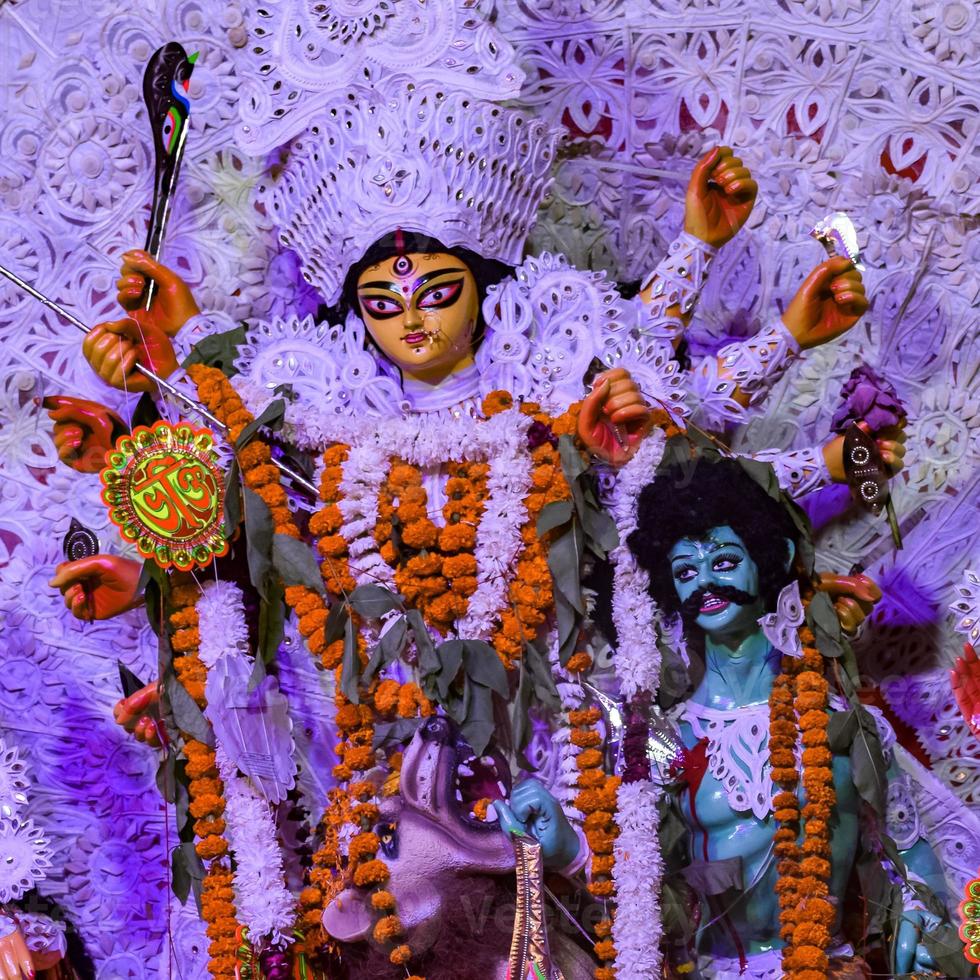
626, 457, 803, 624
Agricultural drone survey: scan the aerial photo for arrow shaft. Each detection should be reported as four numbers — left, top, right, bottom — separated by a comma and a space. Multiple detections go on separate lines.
0, 261, 318, 496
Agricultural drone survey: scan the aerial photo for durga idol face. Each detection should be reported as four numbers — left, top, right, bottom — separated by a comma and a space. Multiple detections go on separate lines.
356, 251, 480, 384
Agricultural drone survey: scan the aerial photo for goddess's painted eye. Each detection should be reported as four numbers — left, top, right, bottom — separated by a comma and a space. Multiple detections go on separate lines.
417, 279, 463, 309
361, 295, 403, 319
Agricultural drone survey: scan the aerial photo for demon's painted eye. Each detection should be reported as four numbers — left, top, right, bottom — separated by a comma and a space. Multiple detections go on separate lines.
712, 553, 741, 572
673, 565, 697, 583
377, 820, 398, 859
361, 295, 404, 319
417, 279, 463, 309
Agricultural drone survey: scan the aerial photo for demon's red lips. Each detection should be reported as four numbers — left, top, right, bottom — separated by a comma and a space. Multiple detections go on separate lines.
699, 593, 731, 615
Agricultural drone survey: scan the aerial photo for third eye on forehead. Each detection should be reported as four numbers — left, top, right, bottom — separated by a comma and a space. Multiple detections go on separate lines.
671, 538, 744, 561
358, 267, 466, 295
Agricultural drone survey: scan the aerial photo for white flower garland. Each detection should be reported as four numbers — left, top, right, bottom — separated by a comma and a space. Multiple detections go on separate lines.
612, 781, 665, 978
546, 628, 586, 809
608, 432, 667, 979
454, 410, 533, 641
196, 582, 297, 948
216, 744, 297, 948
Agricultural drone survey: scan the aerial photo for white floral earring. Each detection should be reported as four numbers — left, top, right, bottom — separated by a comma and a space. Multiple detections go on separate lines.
759, 580, 804, 658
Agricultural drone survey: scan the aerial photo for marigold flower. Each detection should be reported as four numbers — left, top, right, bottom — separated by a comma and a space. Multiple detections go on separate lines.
194, 817, 226, 838
594, 939, 617, 960
348, 832, 379, 864
195, 835, 228, 861
482, 391, 513, 415
373, 915, 403, 943
565, 652, 593, 674
570, 708, 602, 726
401, 520, 438, 550
374, 679, 400, 716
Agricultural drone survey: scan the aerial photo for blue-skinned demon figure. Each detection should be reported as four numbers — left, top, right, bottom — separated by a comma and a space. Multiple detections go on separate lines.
628, 457, 957, 980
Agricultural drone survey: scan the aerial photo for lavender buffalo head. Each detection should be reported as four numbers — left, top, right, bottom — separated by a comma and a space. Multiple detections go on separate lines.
322, 717, 596, 979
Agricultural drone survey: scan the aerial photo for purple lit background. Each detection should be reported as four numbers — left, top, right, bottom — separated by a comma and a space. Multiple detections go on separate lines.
0, 0, 977, 975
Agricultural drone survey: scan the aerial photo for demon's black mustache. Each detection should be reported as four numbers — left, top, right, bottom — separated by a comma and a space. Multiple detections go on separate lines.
680, 585, 757, 622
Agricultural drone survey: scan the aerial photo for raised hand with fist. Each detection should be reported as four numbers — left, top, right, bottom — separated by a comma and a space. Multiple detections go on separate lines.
43, 395, 126, 473
684, 145, 758, 248
577, 367, 655, 467
782, 255, 868, 350
49, 554, 143, 621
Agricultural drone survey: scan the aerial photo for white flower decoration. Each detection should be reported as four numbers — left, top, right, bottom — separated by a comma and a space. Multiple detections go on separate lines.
0, 817, 53, 902
0, 739, 31, 820
951, 569, 980, 645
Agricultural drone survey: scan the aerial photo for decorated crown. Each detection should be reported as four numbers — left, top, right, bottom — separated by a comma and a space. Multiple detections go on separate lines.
236, 0, 563, 304
258, 81, 561, 303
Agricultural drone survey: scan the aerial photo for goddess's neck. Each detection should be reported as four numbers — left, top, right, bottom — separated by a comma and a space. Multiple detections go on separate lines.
401, 361, 482, 415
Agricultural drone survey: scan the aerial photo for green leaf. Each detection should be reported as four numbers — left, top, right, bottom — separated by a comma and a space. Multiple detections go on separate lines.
181, 323, 247, 377
340, 615, 360, 705
462, 640, 509, 697
557, 434, 589, 485
349, 584, 401, 620
547, 520, 586, 615
243, 485, 275, 600
580, 501, 619, 557
131, 391, 160, 430
536, 499, 573, 536
272, 533, 326, 594
434, 640, 465, 699
682, 857, 743, 896
660, 879, 698, 944
923, 922, 973, 978
461, 680, 496, 756
236, 398, 286, 450
171, 844, 191, 906
444, 676, 471, 727
850, 706, 887, 815
523, 638, 560, 712
256, 580, 286, 671
364, 617, 408, 682
171, 841, 205, 910
827, 709, 858, 753
163, 670, 213, 746
155, 752, 177, 806
511, 661, 533, 757
373, 718, 422, 750
409, 609, 439, 680
809, 593, 844, 660
554, 591, 580, 666
325, 599, 349, 646
138, 559, 165, 635
223, 457, 242, 538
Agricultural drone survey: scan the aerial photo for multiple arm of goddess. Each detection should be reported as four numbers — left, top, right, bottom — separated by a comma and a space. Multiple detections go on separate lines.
635, 146, 905, 498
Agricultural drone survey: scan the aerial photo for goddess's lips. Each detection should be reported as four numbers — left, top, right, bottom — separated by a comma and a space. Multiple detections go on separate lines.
402, 332, 427, 345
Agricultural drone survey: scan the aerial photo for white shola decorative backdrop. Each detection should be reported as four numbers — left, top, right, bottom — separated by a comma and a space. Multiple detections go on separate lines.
0, 0, 976, 975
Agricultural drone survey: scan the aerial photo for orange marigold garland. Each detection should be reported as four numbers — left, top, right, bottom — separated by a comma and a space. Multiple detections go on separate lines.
484, 393, 579, 668
769, 602, 836, 979
570, 704, 620, 978
168, 580, 240, 978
